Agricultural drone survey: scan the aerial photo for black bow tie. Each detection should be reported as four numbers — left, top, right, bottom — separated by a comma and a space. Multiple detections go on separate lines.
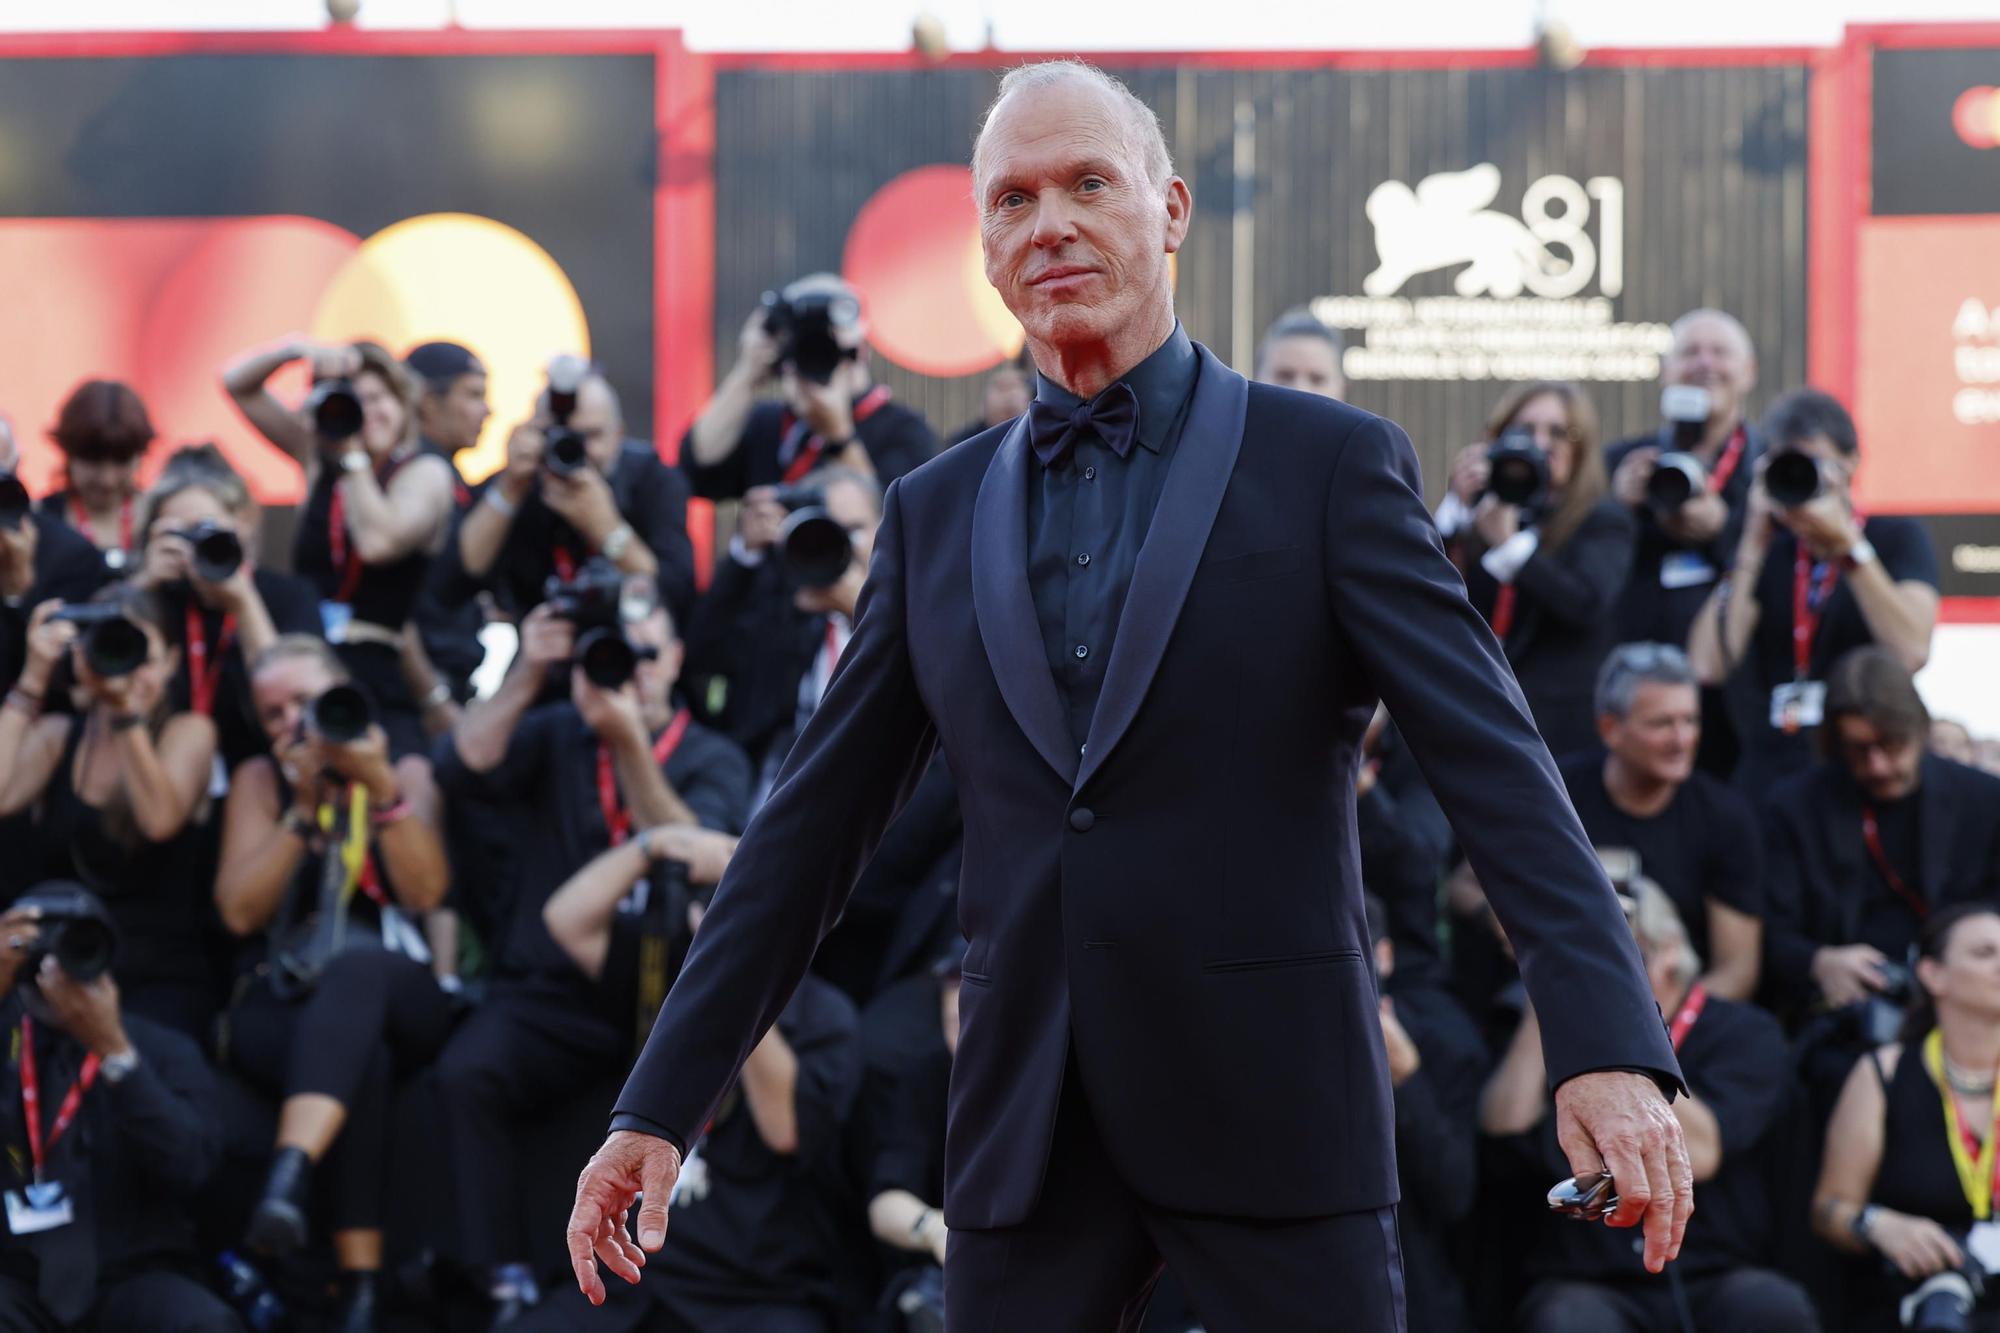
1027, 381, 1140, 469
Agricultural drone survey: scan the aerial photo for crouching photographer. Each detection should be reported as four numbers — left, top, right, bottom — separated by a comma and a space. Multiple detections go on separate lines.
0, 887, 239, 1332
1816, 903, 2000, 1331
211, 636, 451, 1331
446, 358, 695, 628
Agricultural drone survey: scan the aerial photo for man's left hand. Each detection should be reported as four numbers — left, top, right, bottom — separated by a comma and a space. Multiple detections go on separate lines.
1660, 490, 1727, 545
573, 675, 647, 748
1778, 491, 1861, 562
1553, 1069, 1692, 1272
37, 959, 132, 1060
794, 559, 866, 621
542, 467, 623, 548
791, 369, 856, 444
1472, 495, 1520, 549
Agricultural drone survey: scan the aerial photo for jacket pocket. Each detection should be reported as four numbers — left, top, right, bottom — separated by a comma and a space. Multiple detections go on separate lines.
1200, 947, 1363, 975
1198, 544, 1306, 585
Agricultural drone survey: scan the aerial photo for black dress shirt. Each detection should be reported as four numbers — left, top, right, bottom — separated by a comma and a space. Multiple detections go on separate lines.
1026, 323, 1200, 747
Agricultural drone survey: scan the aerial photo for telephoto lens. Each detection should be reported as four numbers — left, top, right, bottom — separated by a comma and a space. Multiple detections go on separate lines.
309, 684, 374, 745
1646, 453, 1708, 513
50, 604, 150, 678
1763, 450, 1824, 509
543, 427, 590, 477
1484, 430, 1551, 509
185, 521, 245, 583
305, 379, 365, 443
13, 883, 118, 983
576, 627, 640, 689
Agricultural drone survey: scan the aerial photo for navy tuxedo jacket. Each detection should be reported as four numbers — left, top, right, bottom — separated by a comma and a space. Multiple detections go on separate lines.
617, 345, 1679, 1227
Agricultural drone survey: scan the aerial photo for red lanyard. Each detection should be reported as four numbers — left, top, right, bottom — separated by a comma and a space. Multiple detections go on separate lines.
1706, 426, 1748, 495
184, 603, 236, 718
552, 545, 577, 581
327, 456, 405, 604
596, 709, 691, 846
18, 1018, 99, 1183
779, 385, 893, 484
1861, 805, 1929, 921
1790, 548, 1841, 681
1488, 585, 1519, 640
823, 619, 846, 680
69, 494, 133, 555
1668, 983, 1708, 1052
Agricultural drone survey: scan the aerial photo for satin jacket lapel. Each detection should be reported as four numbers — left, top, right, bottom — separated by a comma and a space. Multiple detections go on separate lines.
972, 417, 1080, 786
1076, 344, 1248, 792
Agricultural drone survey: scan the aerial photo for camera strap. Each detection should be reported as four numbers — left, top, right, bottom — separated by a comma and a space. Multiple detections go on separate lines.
1860, 805, 1928, 921
778, 385, 894, 484
596, 709, 692, 846
1923, 1028, 2000, 1219
67, 494, 132, 558
17, 1018, 99, 1184
1667, 982, 1708, 1051
184, 604, 236, 718
1487, 585, 1518, 640
1705, 425, 1749, 495
326, 454, 409, 604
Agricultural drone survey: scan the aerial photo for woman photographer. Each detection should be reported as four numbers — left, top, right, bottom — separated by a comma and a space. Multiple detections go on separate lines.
38, 378, 156, 574
132, 445, 322, 771
213, 635, 451, 1333
0, 587, 220, 1039
223, 338, 456, 762
1815, 903, 2000, 1330
1440, 381, 1635, 758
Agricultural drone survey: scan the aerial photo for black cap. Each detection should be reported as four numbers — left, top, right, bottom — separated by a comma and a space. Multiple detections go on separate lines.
405, 342, 482, 392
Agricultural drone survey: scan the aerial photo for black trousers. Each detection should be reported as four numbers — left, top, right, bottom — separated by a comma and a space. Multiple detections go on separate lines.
1516, 1268, 1821, 1333
224, 947, 455, 1230
943, 1073, 1407, 1333
433, 983, 626, 1268
0, 1270, 244, 1333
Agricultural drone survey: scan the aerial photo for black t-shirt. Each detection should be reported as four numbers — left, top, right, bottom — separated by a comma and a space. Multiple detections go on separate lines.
162, 570, 323, 773
1511, 995, 1789, 1277
1726, 515, 1939, 791
432, 703, 752, 990
1557, 752, 1763, 959
680, 393, 937, 501
648, 974, 861, 1310
1605, 426, 1763, 645
1855, 789, 1926, 963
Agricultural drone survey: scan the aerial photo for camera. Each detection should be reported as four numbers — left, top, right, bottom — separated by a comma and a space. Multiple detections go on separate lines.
761, 287, 862, 386
543, 354, 593, 478
0, 470, 29, 532
1764, 449, 1826, 509
178, 519, 244, 584
305, 378, 365, 444
308, 683, 375, 746
770, 482, 855, 589
50, 603, 150, 678
1854, 959, 1916, 1047
544, 556, 653, 689
1484, 429, 1550, 509
1648, 385, 1714, 514
13, 883, 117, 983
1902, 1259, 1986, 1331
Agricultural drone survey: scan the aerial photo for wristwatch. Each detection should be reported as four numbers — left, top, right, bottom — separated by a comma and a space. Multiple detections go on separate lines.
1851, 1204, 1880, 1249
99, 1048, 141, 1084
1842, 535, 1877, 572
339, 450, 370, 475
601, 523, 636, 561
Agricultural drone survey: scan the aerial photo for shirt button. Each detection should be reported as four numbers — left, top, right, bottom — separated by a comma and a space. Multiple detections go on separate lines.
1083, 466, 1097, 481
1076, 553, 1091, 567
1074, 644, 1089, 660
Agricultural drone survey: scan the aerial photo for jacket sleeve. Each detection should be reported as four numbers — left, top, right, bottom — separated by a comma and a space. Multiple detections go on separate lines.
1511, 501, 1637, 631
612, 478, 940, 1148
1322, 416, 1682, 1095
114, 1023, 222, 1196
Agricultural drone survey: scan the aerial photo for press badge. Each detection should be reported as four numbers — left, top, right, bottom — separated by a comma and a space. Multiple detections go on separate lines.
1969, 1221, 2000, 1275
4, 1180, 74, 1234
319, 601, 352, 645
1770, 681, 1827, 733
1659, 552, 1718, 590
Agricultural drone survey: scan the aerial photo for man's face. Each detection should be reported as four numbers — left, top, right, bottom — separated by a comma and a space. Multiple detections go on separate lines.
977, 79, 1189, 356
1601, 682, 1700, 786
1662, 313, 1756, 427
422, 369, 491, 454
570, 379, 625, 474
1835, 714, 1925, 802
626, 609, 685, 717
1259, 335, 1345, 400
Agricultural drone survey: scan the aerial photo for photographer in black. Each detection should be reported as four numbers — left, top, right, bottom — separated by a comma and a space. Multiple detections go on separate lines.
1816, 903, 2000, 1332
0, 416, 111, 701
223, 338, 457, 765
1761, 647, 2000, 1024
129, 447, 322, 772
1560, 643, 1764, 1000
1252, 306, 1346, 401
1437, 380, 1635, 757
431, 580, 750, 1320
681, 274, 937, 499
0, 590, 219, 1041
211, 636, 452, 1330
37, 380, 156, 576
447, 359, 695, 629
403, 340, 495, 720
945, 360, 1033, 446
682, 466, 882, 799
1484, 881, 1817, 1333
0, 888, 239, 1331
1689, 388, 1939, 793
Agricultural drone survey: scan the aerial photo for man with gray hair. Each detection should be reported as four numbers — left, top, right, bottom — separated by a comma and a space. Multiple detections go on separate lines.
572, 59, 1690, 1329
1557, 642, 1764, 1000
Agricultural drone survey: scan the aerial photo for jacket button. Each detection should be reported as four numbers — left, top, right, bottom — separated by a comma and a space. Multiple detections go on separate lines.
1069, 807, 1095, 832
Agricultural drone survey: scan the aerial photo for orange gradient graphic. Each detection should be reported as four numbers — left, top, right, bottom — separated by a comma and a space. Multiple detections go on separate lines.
0, 213, 588, 503
1955, 86, 2000, 149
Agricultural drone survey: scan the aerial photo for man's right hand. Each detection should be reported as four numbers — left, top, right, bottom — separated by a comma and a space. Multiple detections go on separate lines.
567, 1130, 683, 1305
737, 487, 789, 554
1611, 446, 1658, 510
735, 309, 781, 385
499, 423, 545, 503
1812, 943, 1890, 1008
0, 906, 42, 998
517, 603, 577, 681
20, 600, 77, 695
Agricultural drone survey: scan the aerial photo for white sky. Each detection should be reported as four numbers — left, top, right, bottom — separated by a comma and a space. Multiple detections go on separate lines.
5, 0, 1998, 50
